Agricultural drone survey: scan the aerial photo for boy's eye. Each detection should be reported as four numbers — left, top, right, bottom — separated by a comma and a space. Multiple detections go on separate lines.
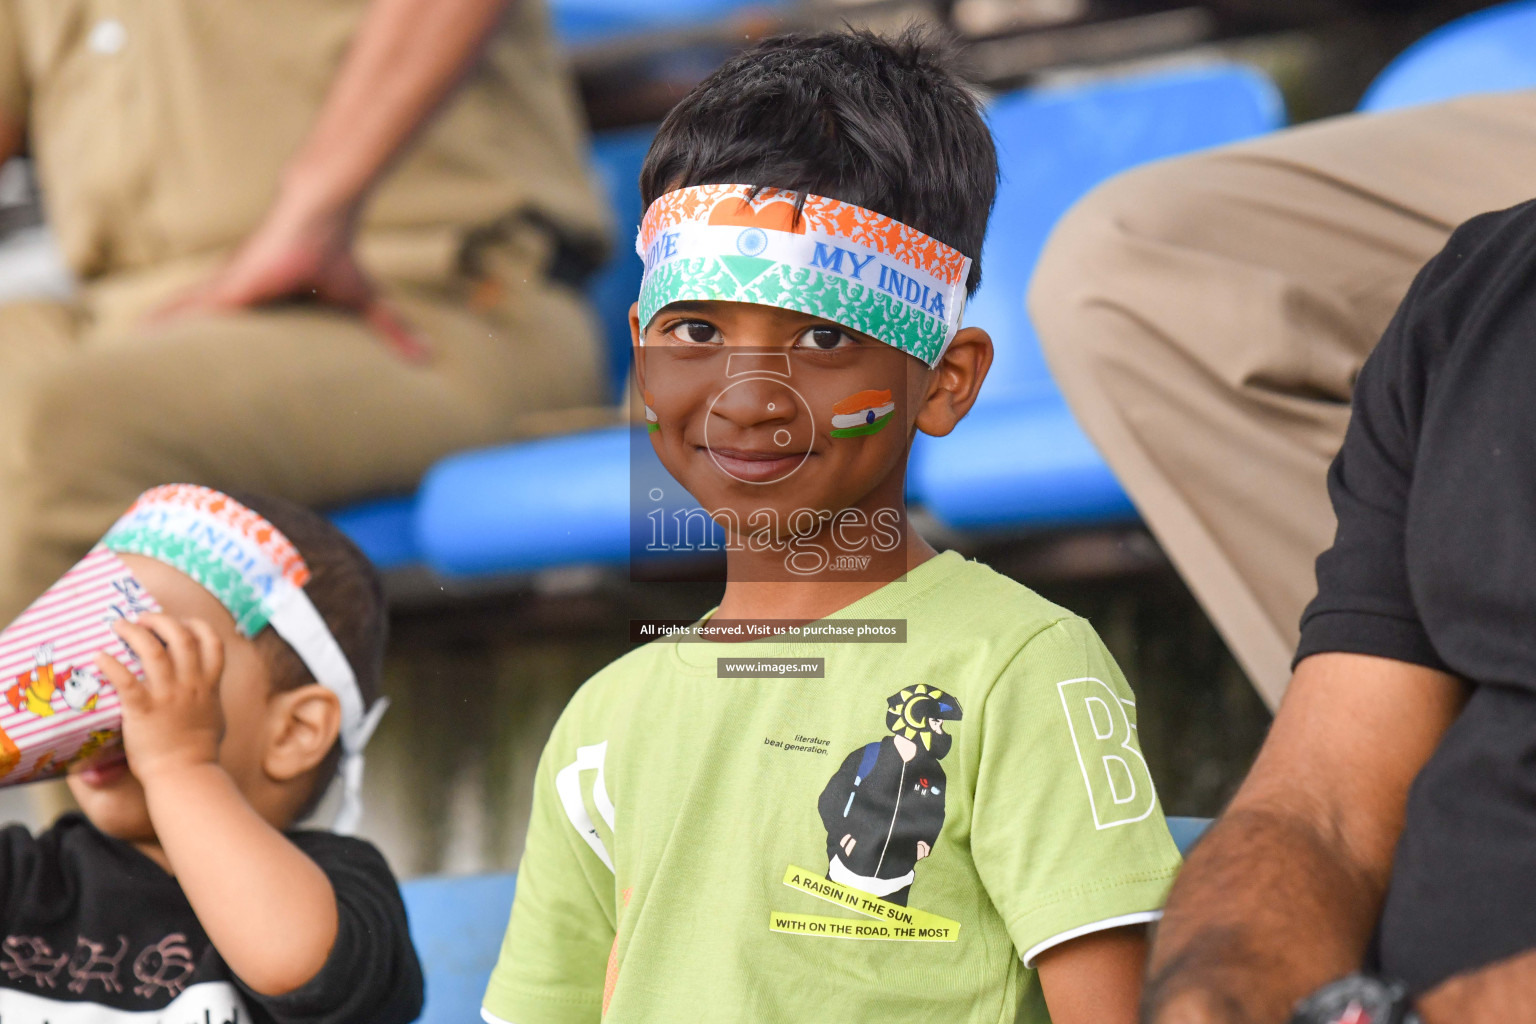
667, 321, 721, 345
796, 326, 854, 351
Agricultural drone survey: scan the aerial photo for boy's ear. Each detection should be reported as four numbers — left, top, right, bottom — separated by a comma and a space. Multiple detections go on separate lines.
914, 327, 993, 438
263, 684, 342, 783
629, 302, 647, 395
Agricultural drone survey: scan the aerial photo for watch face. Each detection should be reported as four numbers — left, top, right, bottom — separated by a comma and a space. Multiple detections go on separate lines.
1326, 999, 1381, 1024
1293, 975, 1404, 1024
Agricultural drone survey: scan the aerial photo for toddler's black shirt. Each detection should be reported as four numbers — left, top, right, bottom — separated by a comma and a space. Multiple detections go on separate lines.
1297, 197, 1536, 993
0, 812, 422, 1022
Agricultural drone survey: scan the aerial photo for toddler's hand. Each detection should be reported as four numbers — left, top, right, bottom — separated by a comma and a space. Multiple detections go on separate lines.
94, 615, 226, 785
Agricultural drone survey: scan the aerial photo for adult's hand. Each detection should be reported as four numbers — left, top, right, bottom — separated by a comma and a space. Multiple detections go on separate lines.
152, 191, 428, 362
1143, 652, 1466, 1024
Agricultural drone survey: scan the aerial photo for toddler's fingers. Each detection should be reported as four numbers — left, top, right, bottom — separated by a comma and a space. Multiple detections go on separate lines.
111, 620, 172, 693
135, 614, 199, 680
93, 651, 141, 708
184, 619, 225, 686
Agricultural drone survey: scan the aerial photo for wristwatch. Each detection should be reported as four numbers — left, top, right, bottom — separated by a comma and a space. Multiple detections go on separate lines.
1289, 974, 1421, 1024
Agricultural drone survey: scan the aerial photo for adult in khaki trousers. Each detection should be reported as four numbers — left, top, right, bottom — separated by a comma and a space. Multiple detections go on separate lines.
1029, 92, 1536, 706
0, 0, 611, 622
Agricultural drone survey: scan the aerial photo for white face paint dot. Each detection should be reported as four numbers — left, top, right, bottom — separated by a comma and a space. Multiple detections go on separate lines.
773, 429, 791, 447
89, 19, 127, 55
767, 402, 777, 411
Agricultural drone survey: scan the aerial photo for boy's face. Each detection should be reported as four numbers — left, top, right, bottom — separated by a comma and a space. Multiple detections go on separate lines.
66, 554, 278, 844
634, 300, 926, 549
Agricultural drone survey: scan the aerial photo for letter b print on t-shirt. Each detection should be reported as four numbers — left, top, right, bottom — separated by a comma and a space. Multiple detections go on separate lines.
1056, 678, 1157, 829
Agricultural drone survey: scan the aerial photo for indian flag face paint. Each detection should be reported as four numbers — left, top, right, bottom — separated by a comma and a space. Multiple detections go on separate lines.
637, 185, 972, 367
643, 390, 659, 434
830, 389, 896, 438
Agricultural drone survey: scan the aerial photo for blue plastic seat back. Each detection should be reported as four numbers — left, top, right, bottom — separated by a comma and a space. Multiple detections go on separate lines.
1166, 816, 1212, 856
329, 495, 420, 571
1359, 0, 1536, 113
908, 66, 1281, 529
967, 66, 1284, 409
553, 0, 777, 44
401, 872, 518, 1024
587, 126, 658, 402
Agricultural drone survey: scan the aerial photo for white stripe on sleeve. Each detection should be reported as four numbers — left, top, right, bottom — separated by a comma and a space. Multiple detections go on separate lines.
1020, 910, 1163, 968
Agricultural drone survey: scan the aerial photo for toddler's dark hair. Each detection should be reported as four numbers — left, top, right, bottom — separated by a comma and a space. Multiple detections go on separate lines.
640, 28, 998, 295
226, 490, 387, 823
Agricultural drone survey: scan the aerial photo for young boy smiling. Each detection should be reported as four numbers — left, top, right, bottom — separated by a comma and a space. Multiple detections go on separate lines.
484, 31, 1181, 1024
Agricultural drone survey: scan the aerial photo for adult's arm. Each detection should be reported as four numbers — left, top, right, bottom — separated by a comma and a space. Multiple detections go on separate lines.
271, 0, 511, 225
1144, 651, 1466, 1024
156, 0, 512, 355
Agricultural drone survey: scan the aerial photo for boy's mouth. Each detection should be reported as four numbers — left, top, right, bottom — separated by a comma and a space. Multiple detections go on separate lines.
703, 445, 811, 483
71, 749, 129, 789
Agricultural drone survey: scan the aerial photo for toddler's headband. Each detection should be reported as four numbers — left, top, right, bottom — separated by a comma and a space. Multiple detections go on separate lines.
636, 185, 972, 367
100, 485, 387, 835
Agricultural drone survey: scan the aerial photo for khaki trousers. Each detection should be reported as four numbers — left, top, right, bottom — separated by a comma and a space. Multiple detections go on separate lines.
0, 246, 606, 622
1029, 92, 1536, 707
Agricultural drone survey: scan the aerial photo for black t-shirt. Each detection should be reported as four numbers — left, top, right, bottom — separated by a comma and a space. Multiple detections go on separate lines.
0, 813, 422, 1023
1297, 198, 1536, 994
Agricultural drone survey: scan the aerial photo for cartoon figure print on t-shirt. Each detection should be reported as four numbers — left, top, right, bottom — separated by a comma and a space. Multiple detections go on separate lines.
817, 685, 963, 906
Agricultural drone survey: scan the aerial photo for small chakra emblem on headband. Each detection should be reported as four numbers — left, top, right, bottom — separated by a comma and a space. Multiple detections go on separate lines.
736, 228, 768, 257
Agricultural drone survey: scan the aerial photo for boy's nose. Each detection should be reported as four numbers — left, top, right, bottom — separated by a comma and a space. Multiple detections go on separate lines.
709, 376, 802, 431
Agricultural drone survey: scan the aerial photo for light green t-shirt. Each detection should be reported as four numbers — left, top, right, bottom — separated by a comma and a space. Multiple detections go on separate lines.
483, 551, 1181, 1023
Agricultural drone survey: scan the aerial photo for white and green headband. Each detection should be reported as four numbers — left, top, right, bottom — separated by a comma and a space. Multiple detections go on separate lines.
101, 485, 387, 835
637, 185, 972, 366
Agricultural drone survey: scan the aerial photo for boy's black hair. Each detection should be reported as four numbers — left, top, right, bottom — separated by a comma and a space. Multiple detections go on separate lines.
639, 28, 998, 295
225, 490, 387, 824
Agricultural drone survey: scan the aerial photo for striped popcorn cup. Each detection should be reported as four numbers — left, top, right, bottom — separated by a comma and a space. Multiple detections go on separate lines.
0, 546, 160, 785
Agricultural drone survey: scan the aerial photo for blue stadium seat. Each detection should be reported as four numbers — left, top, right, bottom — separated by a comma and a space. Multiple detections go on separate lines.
401, 872, 517, 1024
416, 424, 728, 577
330, 495, 421, 572
418, 426, 637, 576
911, 65, 1283, 530
1359, 0, 1536, 113
1166, 816, 1212, 855
588, 126, 657, 402
552, 0, 777, 45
